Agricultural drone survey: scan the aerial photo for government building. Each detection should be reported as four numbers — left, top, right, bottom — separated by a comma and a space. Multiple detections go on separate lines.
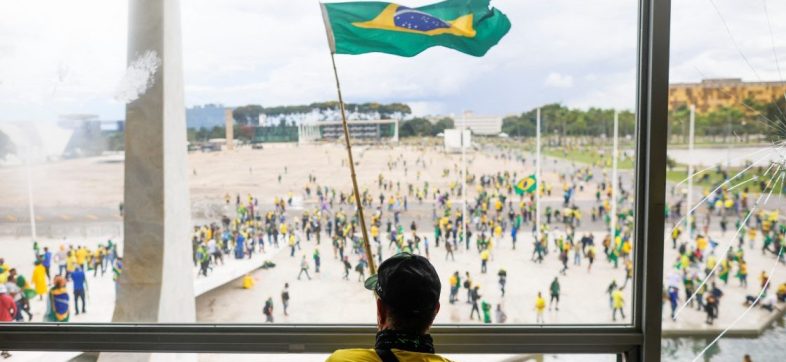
669, 78, 786, 113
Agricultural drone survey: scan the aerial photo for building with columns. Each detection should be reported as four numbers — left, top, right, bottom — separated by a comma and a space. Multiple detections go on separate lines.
669, 78, 786, 114
297, 119, 399, 144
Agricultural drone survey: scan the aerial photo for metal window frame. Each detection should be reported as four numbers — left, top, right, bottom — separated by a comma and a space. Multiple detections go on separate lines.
0, 0, 670, 359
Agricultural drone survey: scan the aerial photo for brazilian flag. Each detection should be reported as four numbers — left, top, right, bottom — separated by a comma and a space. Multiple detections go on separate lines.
514, 175, 537, 195
321, 0, 511, 57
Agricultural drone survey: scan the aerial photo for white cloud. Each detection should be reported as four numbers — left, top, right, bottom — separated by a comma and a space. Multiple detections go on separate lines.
544, 72, 574, 88
570, 68, 636, 110
1, 0, 786, 124
406, 101, 447, 117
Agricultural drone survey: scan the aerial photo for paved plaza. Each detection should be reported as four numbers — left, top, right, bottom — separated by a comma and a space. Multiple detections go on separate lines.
0, 142, 784, 340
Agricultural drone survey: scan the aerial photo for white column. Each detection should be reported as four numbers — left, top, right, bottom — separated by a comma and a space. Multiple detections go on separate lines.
687, 104, 695, 238
536, 108, 541, 238
610, 111, 619, 239
108, 0, 195, 329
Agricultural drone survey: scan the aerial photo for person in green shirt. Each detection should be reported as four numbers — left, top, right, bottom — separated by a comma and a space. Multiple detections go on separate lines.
549, 277, 561, 311
327, 253, 452, 362
481, 300, 492, 324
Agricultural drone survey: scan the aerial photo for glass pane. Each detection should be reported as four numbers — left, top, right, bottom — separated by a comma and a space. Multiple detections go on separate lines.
0, 0, 126, 324
664, 0, 786, 360
187, 0, 639, 326
0, 0, 639, 328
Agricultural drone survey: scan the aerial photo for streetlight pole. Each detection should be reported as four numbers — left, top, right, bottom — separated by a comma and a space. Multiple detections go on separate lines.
536, 108, 541, 239
687, 105, 695, 238
461, 113, 467, 251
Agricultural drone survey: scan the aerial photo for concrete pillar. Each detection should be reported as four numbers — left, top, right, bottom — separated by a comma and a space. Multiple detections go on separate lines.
102, 0, 195, 360
225, 108, 234, 150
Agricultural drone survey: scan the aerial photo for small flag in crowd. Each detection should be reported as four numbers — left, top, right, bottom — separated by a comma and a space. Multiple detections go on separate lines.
514, 175, 537, 195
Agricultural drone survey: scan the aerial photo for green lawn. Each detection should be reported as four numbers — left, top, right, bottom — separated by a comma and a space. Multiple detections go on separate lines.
543, 147, 768, 191
543, 148, 635, 170
482, 139, 773, 191
666, 167, 772, 192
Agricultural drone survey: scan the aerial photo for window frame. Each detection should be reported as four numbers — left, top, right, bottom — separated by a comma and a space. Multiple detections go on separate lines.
0, 0, 670, 360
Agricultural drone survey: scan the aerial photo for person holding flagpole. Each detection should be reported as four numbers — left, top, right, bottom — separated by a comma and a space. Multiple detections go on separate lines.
320, 0, 510, 281
320, 0, 510, 359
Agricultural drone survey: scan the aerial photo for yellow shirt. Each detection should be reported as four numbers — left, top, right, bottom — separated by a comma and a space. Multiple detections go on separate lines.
76, 248, 88, 265
32, 264, 48, 295
327, 348, 453, 362
612, 290, 624, 308
622, 241, 632, 254
535, 296, 546, 311
706, 256, 717, 270
449, 275, 458, 288
696, 237, 708, 251
67, 255, 77, 272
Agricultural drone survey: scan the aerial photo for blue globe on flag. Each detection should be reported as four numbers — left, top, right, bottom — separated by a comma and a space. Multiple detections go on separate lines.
393, 6, 451, 32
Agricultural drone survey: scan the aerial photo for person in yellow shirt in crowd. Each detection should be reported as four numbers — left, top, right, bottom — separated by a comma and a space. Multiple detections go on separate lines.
66, 251, 77, 281
327, 253, 452, 362
288, 233, 297, 257
493, 223, 502, 241
534, 291, 546, 324
32, 260, 48, 300
371, 224, 379, 243
76, 246, 88, 270
480, 248, 490, 274
0, 266, 8, 285
696, 235, 708, 254
612, 287, 625, 321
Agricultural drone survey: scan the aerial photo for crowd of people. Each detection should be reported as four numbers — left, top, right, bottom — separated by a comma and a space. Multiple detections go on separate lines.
664, 173, 786, 325
0, 237, 122, 349
5, 145, 783, 330
212, 147, 642, 325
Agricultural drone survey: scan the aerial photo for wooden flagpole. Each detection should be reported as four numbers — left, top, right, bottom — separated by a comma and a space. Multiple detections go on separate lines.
329, 52, 377, 275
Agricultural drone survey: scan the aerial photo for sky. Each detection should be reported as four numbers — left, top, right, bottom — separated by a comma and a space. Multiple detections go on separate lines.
0, 0, 785, 123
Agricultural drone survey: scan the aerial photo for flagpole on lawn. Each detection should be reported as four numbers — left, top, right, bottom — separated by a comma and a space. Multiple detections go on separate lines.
610, 110, 619, 241
329, 52, 376, 275
535, 107, 541, 239
686, 104, 695, 239
25, 145, 37, 241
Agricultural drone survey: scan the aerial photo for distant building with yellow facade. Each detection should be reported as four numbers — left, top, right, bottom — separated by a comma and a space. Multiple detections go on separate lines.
669, 78, 786, 113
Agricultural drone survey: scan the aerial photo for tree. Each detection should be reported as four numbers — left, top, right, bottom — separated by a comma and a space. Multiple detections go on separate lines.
399, 118, 433, 138
431, 117, 454, 136
502, 114, 535, 137
233, 105, 264, 125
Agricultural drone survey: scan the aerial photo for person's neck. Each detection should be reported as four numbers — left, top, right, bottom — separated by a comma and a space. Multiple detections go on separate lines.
375, 329, 435, 354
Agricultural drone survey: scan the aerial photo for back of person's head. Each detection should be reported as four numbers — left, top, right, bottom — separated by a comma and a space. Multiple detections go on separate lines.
365, 253, 441, 335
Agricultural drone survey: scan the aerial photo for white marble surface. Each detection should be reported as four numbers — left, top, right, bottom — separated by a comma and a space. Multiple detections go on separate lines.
102, 0, 194, 361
